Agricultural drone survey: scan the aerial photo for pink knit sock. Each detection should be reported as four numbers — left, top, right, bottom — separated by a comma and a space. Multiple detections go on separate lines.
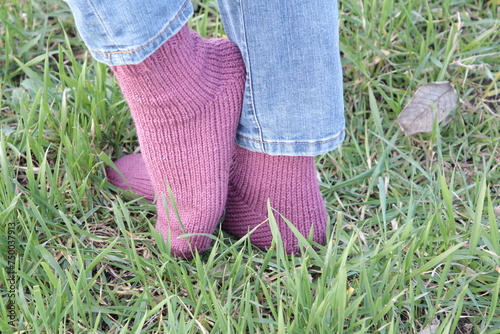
109, 24, 245, 258
106, 154, 155, 202
106, 146, 328, 254
222, 146, 328, 253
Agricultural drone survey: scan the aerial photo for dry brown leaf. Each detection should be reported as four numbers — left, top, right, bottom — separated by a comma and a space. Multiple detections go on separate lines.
397, 81, 458, 136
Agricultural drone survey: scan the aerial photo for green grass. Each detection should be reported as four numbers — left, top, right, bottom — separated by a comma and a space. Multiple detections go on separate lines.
1, 0, 499, 333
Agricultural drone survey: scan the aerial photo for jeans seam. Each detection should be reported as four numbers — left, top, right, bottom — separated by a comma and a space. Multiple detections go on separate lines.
238, 0, 265, 153
236, 128, 345, 146
87, 0, 119, 54
87, 0, 190, 57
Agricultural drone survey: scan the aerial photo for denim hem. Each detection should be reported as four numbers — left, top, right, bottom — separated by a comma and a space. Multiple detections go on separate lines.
87, 0, 193, 66
235, 128, 345, 156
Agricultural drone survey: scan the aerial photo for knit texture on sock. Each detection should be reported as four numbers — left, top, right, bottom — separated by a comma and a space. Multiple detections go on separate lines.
107, 154, 155, 201
106, 147, 328, 254
109, 25, 245, 258
222, 146, 328, 253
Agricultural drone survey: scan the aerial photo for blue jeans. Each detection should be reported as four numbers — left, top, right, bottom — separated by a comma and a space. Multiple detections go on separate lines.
64, 0, 345, 156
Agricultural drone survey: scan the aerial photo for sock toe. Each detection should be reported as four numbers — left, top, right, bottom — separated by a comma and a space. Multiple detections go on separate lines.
105, 154, 155, 202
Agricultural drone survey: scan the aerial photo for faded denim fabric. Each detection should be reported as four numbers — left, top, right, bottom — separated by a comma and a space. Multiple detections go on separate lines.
64, 0, 345, 156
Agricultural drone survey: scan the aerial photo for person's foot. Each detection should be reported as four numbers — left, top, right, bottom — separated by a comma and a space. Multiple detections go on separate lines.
109, 24, 245, 258
222, 146, 328, 253
106, 147, 328, 254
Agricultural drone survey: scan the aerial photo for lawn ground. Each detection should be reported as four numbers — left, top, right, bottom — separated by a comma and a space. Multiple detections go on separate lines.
0, 0, 499, 333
